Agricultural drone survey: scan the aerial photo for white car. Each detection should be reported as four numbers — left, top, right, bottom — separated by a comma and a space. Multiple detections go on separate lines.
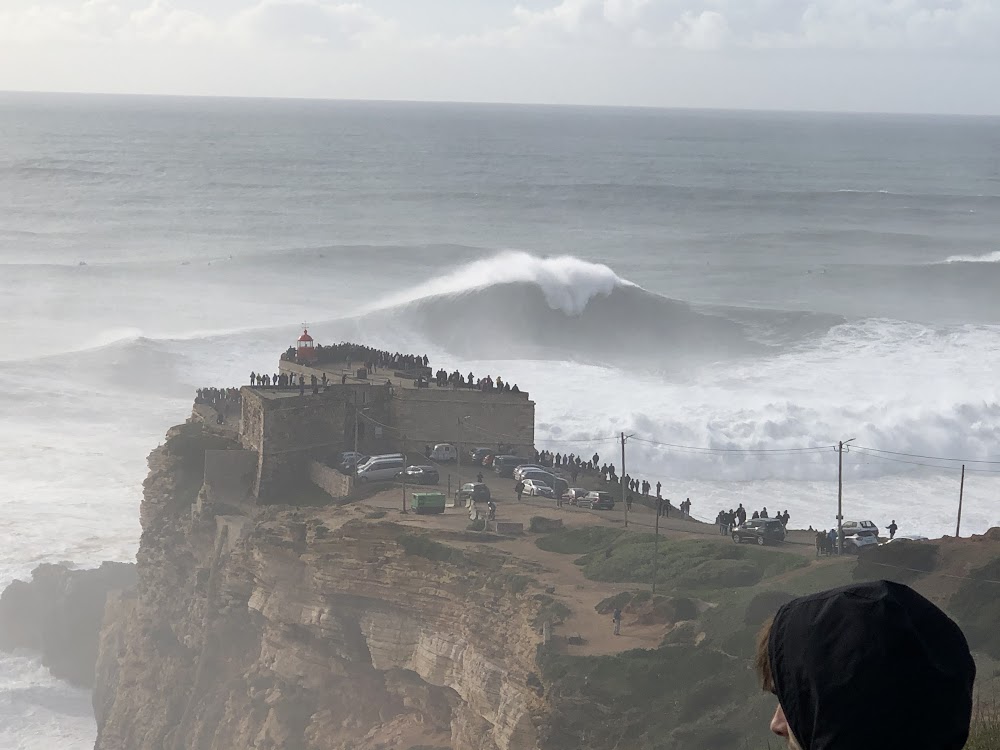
843, 533, 879, 553
521, 479, 554, 498
513, 464, 545, 481
842, 520, 880, 538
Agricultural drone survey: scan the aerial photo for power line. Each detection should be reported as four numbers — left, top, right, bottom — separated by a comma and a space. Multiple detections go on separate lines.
851, 449, 1000, 474
631, 437, 837, 454
852, 445, 1000, 465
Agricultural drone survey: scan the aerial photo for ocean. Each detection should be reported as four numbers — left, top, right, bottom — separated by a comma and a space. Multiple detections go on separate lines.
1, 92, 999, 746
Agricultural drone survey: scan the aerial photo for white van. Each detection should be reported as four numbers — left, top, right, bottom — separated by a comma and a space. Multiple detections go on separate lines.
430, 444, 458, 462
357, 453, 405, 471
356, 457, 405, 483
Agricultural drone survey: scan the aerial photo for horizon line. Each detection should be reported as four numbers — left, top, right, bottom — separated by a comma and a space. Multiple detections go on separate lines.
1, 88, 998, 120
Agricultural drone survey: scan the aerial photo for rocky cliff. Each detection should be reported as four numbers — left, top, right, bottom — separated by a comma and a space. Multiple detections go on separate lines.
93, 422, 547, 750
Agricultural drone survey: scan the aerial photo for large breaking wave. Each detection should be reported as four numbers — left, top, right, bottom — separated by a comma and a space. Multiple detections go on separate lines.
356, 252, 843, 363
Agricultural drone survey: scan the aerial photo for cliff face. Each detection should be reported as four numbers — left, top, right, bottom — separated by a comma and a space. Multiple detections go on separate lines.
94, 423, 545, 750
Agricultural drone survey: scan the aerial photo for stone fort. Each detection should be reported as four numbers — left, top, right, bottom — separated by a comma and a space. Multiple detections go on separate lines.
222, 337, 535, 503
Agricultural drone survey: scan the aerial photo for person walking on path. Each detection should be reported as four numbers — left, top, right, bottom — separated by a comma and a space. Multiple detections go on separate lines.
888, 520, 898, 540
612, 607, 622, 636
514, 480, 524, 503
626, 493, 633, 512
755, 581, 974, 750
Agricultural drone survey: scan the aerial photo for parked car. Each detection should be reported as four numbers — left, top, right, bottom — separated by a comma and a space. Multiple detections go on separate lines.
583, 491, 616, 510
562, 488, 589, 505
843, 533, 879, 553
456, 482, 491, 505
469, 447, 492, 464
493, 455, 532, 477
732, 518, 786, 546
357, 453, 404, 471
398, 465, 440, 485
356, 456, 406, 483
336, 451, 368, 473
522, 479, 554, 498
430, 443, 458, 462
513, 464, 545, 481
841, 520, 880, 538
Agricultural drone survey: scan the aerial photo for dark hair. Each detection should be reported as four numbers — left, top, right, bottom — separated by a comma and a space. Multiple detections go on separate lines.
755, 617, 775, 693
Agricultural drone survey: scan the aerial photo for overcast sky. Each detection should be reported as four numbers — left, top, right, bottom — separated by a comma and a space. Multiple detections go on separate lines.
1, 0, 998, 114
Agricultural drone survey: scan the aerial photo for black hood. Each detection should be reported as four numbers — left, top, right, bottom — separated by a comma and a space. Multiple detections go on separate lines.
768, 580, 975, 750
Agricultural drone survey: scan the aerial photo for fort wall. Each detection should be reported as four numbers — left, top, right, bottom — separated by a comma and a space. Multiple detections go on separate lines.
240, 384, 392, 502
391, 389, 535, 458
308, 461, 353, 499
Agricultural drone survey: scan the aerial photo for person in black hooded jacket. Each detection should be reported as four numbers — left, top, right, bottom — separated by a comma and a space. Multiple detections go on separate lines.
755, 580, 975, 750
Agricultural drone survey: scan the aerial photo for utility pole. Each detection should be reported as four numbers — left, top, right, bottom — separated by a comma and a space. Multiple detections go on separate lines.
837, 438, 855, 555
353, 392, 359, 483
653, 498, 660, 596
621, 432, 628, 528
956, 464, 965, 537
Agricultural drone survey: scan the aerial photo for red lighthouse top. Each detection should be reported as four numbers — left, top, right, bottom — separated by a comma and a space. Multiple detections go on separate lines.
296, 328, 316, 362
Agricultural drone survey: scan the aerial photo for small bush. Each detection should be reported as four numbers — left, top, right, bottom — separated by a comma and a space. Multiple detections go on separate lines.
398, 534, 466, 564
595, 591, 636, 614
950, 556, 1000, 659
676, 559, 761, 588
529, 517, 564, 534
536, 527, 624, 555
365, 510, 387, 519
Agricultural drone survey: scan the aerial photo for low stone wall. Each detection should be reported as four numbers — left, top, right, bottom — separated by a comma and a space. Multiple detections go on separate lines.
309, 461, 353, 499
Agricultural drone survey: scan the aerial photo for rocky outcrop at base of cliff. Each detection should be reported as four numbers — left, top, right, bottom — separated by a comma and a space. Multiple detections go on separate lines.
0, 561, 137, 687
93, 423, 546, 750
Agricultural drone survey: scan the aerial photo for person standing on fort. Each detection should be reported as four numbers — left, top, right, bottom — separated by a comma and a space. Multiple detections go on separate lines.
514, 480, 524, 503
737, 504, 746, 526
888, 519, 898, 540
612, 607, 622, 636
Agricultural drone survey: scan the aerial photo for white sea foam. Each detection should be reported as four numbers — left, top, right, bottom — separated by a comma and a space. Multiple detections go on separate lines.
366, 251, 636, 316
941, 250, 1000, 264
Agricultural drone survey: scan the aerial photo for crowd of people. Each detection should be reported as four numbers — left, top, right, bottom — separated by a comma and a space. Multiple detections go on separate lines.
715, 505, 792, 534
195, 387, 242, 425
431, 369, 522, 393
282, 341, 430, 372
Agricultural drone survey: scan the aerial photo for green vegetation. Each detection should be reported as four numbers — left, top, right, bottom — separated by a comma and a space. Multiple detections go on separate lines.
397, 534, 467, 565
966, 704, 1000, 750
364, 510, 387, 519
577, 537, 807, 591
536, 527, 623, 554
533, 594, 572, 628
529, 516, 564, 534
854, 540, 939, 584
538, 644, 763, 749
949, 556, 1000, 659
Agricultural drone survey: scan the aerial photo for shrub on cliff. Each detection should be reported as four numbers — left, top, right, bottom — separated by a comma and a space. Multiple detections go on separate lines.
397, 534, 467, 565
536, 527, 623, 554
853, 539, 938, 584
578, 538, 806, 591
948, 555, 1000, 659
529, 516, 564, 534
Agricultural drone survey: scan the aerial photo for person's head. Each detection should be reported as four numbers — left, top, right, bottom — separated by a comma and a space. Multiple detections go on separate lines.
755, 581, 975, 750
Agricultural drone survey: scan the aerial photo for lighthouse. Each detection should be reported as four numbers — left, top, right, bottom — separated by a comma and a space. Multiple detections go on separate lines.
296, 328, 317, 364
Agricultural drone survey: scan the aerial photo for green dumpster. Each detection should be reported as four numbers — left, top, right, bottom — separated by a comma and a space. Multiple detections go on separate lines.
410, 491, 446, 515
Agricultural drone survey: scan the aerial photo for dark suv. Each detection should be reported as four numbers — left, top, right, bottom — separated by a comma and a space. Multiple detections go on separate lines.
583, 491, 616, 510
732, 519, 786, 546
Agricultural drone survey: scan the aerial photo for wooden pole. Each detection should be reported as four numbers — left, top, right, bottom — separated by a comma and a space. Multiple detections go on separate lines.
837, 441, 844, 555
653, 500, 660, 595
956, 464, 965, 537
621, 432, 627, 528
